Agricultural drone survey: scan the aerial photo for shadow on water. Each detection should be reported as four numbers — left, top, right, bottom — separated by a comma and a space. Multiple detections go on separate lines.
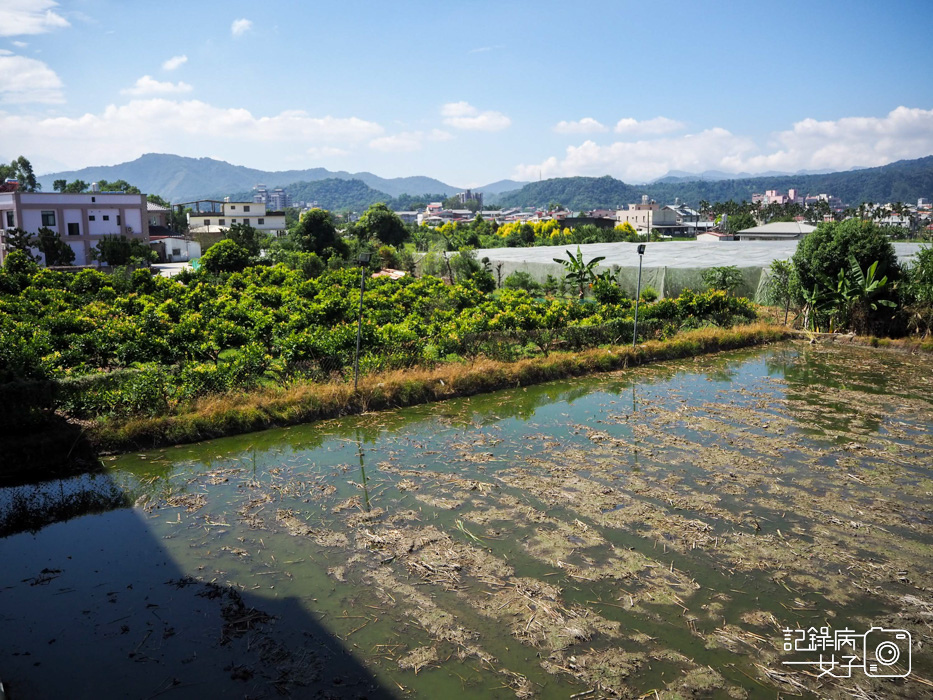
0, 464, 396, 699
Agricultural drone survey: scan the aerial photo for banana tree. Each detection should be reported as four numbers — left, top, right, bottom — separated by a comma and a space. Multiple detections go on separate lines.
838, 255, 896, 332
553, 246, 606, 299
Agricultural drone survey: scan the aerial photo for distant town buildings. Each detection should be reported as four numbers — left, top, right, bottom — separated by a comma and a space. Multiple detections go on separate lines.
614, 195, 713, 236
752, 188, 844, 212
457, 189, 483, 208
252, 184, 291, 210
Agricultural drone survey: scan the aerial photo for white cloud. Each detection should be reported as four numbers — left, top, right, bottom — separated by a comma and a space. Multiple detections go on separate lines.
441, 101, 511, 131
553, 117, 608, 135
12, 41, 29, 48
162, 55, 187, 71
0, 0, 69, 37
614, 116, 686, 135
515, 107, 933, 183
0, 53, 63, 103
730, 106, 933, 174
369, 129, 452, 153
231, 18, 253, 37
0, 98, 385, 169
122, 75, 193, 96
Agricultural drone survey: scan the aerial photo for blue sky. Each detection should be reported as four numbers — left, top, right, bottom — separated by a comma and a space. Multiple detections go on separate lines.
2, 0, 932, 188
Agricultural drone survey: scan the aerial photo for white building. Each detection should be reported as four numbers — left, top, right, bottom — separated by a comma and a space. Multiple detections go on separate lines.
184, 199, 287, 237
0, 190, 149, 266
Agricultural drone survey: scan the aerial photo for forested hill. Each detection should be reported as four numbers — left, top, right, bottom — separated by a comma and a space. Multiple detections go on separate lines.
225, 179, 447, 212
494, 155, 933, 209
37, 153, 460, 202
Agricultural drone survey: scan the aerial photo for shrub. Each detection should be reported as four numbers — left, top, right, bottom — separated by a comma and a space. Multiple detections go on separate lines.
502, 271, 541, 293
640, 286, 659, 302
701, 266, 744, 294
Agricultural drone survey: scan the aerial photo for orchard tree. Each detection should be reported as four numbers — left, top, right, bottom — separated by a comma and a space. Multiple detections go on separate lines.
200, 239, 251, 274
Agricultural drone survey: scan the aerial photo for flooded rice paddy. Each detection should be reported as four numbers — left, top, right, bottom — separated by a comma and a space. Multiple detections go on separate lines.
2, 342, 932, 699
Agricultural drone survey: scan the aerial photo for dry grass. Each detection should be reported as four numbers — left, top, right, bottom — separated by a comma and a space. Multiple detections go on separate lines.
800, 330, 933, 354
90, 323, 792, 454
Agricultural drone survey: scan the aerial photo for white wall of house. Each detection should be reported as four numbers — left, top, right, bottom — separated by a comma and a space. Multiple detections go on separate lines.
0, 192, 149, 266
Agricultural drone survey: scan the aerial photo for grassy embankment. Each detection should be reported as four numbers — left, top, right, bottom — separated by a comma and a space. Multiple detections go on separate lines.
90, 322, 791, 454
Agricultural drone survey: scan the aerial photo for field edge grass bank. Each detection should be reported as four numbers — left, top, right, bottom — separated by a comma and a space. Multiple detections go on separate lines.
88, 323, 791, 455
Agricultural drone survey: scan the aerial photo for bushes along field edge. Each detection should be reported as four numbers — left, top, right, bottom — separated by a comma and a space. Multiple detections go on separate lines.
90, 323, 791, 453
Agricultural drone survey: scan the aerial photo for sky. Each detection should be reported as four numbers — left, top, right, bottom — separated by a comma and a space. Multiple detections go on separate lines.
1, 0, 933, 189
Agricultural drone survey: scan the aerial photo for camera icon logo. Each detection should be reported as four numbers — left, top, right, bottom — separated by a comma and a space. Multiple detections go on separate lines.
863, 627, 911, 678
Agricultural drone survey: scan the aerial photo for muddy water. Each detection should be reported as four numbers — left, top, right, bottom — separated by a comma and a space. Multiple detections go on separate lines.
2, 342, 932, 699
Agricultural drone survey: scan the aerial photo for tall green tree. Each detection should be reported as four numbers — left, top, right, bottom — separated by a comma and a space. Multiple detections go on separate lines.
792, 220, 900, 305
3, 228, 37, 260
0, 156, 39, 191
36, 227, 75, 266
96, 179, 141, 194
91, 235, 154, 267
53, 179, 90, 193
224, 222, 267, 257
354, 203, 408, 247
290, 208, 347, 259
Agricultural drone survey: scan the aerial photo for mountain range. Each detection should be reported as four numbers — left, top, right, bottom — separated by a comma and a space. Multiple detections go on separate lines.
495, 156, 933, 210
36, 153, 528, 203
34, 152, 933, 211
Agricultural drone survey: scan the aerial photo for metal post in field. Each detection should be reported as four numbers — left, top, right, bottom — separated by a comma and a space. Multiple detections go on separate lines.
353, 251, 372, 391
632, 244, 646, 348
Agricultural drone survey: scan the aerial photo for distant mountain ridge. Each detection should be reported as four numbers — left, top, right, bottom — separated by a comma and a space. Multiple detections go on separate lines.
34, 152, 933, 210
36, 153, 528, 203
496, 156, 933, 209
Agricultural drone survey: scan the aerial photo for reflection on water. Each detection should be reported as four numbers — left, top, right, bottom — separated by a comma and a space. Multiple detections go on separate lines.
2, 342, 932, 698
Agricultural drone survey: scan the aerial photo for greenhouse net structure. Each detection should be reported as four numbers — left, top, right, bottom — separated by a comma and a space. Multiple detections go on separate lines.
472, 240, 924, 302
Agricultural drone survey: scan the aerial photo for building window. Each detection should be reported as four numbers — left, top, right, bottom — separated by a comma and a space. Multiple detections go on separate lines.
231, 219, 236, 224
204, 219, 211, 226
5, 211, 12, 227
258, 218, 264, 225
41, 211, 56, 226
91, 196, 96, 202
103, 215, 110, 221
219, 219, 226, 225
242, 218, 249, 225
89, 215, 96, 221
67, 223, 80, 236
244, 205, 250, 212
230, 205, 236, 210
116, 215, 121, 226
